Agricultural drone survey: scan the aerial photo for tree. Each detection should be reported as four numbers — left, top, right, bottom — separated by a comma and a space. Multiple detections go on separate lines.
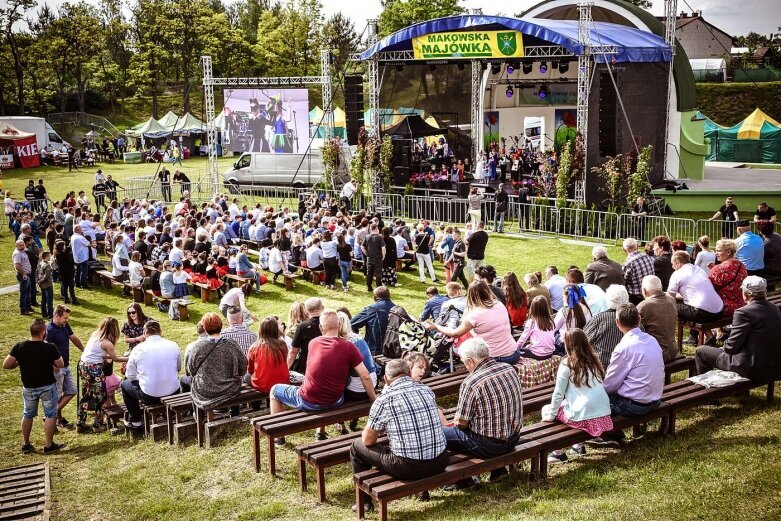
378, 0, 463, 37
226, 0, 276, 45
130, 0, 170, 118
622, 0, 652, 9
323, 12, 360, 76
98, 0, 133, 114
255, 0, 324, 77
0, 0, 36, 114
56, 2, 102, 120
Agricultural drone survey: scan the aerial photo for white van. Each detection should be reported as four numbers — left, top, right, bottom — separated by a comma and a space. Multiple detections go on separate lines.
223, 143, 351, 190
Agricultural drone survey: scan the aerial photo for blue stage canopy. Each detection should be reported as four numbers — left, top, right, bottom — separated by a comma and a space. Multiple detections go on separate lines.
360, 15, 671, 63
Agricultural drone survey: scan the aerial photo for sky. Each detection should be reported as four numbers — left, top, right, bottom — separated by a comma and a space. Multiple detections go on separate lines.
36, 0, 778, 38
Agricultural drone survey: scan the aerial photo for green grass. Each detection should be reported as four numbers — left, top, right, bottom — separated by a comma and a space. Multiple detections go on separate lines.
1, 168, 781, 520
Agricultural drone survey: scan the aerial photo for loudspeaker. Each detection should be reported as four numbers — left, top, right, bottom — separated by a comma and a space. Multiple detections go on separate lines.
344, 75, 365, 145
598, 72, 617, 157
456, 182, 471, 198
401, 145, 410, 166
393, 166, 411, 186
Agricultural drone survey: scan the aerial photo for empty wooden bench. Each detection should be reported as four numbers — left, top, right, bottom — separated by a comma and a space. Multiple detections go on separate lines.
223, 273, 255, 288
252, 370, 468, 475
162, 393, 196, 445
677, 317, 733, 352
123, 283, 144, 303
0, 462, 51, 520
94, 270, 123, 289
297, 380, 556, 502
195, 386, 269, 448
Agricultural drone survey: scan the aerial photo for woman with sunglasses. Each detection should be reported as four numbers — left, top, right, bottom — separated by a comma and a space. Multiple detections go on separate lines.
122, 303, 150, 350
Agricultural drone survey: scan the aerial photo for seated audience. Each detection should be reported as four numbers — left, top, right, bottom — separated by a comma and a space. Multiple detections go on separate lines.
636, 275, 679, 362
584, 245, 624, 291
583, 285, 630, 369
758, 222, 781, 276
668, 251, 724, 344
419, 286, 448, 322
502, 272, 528, 328
734, 220, 765, 275
222, 306, 258, 357
622, 238, 655, 305
516, 295, 556, 360
543, 265, 567, 312
696, 276, 781, 383
567, 268, 608, 314
436, 282, 467, 329
543, 328, 613, 463
524, 272, 551, 311
693, 235, 716, 272
651, 236, 673, 290
708, 239, 747, 317
553, 284, 593, 338
246, 317, 291, 394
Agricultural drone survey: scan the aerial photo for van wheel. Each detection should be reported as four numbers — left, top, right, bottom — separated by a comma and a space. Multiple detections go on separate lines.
225, 180, 241, 195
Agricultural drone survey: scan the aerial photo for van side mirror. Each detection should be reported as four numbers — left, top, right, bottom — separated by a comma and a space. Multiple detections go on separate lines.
234, 162, 238, 169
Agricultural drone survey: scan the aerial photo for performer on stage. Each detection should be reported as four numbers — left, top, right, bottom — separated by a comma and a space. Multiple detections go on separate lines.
270, 97, 294, 154
249, 98, 272, 153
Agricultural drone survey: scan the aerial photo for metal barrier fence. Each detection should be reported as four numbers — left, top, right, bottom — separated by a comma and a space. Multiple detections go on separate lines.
617, 214, 698, 246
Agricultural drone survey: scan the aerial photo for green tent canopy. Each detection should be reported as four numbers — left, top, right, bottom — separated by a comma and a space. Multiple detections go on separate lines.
703, 108, 781, 164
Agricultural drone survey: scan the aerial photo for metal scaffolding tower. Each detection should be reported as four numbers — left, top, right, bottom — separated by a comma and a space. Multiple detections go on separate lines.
575, 2, 594, 204
662, 0, 678, 179
201, 55, 334, 194
471, 59, 482, 162
366, 19, 387, 213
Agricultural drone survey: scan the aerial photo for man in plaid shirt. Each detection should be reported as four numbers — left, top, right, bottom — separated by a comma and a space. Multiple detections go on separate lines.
622, 238, 655, 305
221, 307, 257, 357
442, 338, 523, 489
350, 359, 449, 511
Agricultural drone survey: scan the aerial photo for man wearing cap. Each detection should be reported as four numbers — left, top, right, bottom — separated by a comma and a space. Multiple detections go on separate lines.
695, 276, 781, 383
734, 220, 765, 275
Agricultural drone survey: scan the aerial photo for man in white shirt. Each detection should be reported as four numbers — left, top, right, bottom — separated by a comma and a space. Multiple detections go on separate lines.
305, 238, 324, 271
394, 228, 414, 269
228, 198, 241, 220
340, 179, 357, 212
544, 265, 567, 312
70, 225, 92, 289
668, 250, 724, 336
121, 321, 181, 429
169, 239, 185, 264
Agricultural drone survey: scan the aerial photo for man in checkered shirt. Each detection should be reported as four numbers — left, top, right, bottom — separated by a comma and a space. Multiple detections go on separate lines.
442, 338, 523, 489
350, 359, 449, 510
622, 237, 655, 305
221, 307, 257, 357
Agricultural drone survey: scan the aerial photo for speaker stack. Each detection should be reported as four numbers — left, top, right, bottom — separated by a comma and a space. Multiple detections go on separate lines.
598, 72, 618, 157
344, 75, 365, 145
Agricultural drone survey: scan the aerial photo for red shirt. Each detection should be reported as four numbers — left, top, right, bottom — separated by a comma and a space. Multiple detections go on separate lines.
299, 336, 363, 406
507, 304, 527, 327
247, 342, 289, 393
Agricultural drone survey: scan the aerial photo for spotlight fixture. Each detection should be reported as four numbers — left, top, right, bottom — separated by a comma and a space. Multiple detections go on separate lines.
538, 85, 549, 99
507, 63, 514, 74
559, 61, 569, 74
491, 63, 501, 75
539, 62, 548, 74
522, 62, 533, 75
505, 86, 514, 98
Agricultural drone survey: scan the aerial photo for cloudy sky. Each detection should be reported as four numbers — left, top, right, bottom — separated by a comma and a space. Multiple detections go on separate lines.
37, 0, 778, 37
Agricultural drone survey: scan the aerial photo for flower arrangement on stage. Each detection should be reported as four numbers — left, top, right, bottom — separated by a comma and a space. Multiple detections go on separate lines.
409, 171, 451, 188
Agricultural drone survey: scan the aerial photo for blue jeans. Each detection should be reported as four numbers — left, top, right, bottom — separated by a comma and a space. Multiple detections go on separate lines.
271, 384, 343, 412
60, 275, 76, 302
22, 383, 59, 419
608, 393, 661, 417
443, 426, 518, 459
493, 211, 506, 232
494, 349, 522, 366
76, 261, 90, 287
339, 260, 352, 288
41, 286, 53, 318
17, 273, 30, 312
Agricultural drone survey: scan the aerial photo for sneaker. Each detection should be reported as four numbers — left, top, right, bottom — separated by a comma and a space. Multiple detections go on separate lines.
20, 310, 34, 316
21, 443, 34, 454
569, 445, 587, 456
315, 432, 328, 441
443, 476, 480, 491
43, 442, 66, 454
547, 451, 568, 464
343, 287, 349, 292
350, 502, 374, 513
57, 417, 74, 429
123, 419, 143, 429
488, 467, 509, 482
274, 436, 286, 446
585, 436, 621, 448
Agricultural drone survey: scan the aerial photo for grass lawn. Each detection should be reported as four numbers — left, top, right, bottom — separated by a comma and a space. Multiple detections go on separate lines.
1, 169, 780, 520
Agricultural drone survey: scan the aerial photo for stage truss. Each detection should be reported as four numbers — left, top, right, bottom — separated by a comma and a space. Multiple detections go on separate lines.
201, 50, 334, 194
575, 2, 594, 204
662, 0, 678, 179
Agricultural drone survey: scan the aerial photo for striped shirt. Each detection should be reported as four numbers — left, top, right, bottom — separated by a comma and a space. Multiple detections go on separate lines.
366, 376, 446, 460
623, 251, 655, 297
221, 325, 258, 357
455, 358, 523, 441
583, 309, 624, 370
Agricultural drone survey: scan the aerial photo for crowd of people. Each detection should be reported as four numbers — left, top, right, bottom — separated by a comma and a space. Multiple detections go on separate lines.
4, 173, 781, 511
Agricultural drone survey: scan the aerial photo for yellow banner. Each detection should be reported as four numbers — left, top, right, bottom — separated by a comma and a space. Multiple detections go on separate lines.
412, 30, 525, 60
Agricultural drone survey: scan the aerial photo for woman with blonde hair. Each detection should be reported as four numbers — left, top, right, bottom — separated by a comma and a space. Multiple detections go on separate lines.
286, 301, 308, 340
709, 239, 747, 317
427, 280, 519, 364
77, 317, 127, 433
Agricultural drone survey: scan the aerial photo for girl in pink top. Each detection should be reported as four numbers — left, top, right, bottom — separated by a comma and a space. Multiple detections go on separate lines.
427, 280, 520, 364
517, 295, 556, 360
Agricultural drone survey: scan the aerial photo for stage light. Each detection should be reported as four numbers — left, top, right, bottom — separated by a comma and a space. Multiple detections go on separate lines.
491, 63, 501, 75
507, 63, 514, 74
522, 62, 533, 75
559, 61, 569, 73
538, 85, 548, 99
505, 86, 514, 98
539, 62, 548, 74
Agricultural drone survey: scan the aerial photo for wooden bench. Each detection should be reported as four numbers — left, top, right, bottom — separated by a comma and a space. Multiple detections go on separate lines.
94, 269, 123, 289
142, 402, 169, 442
123, 282, 144, 303
143, 292, 191, 320
223, 273, 255, 288
194, 386, 269, 448
664, 354, 697, 384
0, 462, 51, 520
162, 393, 196, 445
103, 403, 128, 432
252, 370, 468, 475
677, 317, 733, 352
296, 380, 555, 502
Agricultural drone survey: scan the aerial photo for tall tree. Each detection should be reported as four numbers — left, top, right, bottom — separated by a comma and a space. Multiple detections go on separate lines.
226, 0, 275, 45
130, 0, 169, 118
0, 0, 36, 114
99, 0, 133, 114
378, 0, 463, 37
322, 12, 360, 75
56, 2, 102, 120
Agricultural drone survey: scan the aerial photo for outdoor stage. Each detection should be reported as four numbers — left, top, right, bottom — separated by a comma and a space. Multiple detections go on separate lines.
652, 163, 781, 211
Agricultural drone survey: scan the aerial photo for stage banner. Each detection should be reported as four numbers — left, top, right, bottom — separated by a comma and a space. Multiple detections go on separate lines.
0, 154, 13, 169
413, 30, 524, 60
14, 136, 39, 168
222, 88, 309, 154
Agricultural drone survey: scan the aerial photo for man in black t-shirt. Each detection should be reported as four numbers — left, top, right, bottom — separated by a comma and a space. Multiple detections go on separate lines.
3, 318, 65, 454
158, 168, 172, 202
24, 180, 37, 211
710, 196, 739, 238
362, 224, 386, 292
754, 202, 777, 225
33, 179, 49, 212
465, 221, 489, 282
289, 297, 323, 375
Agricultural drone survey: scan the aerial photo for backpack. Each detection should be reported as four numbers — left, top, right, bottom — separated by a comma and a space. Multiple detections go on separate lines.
382, 306, 435, 358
